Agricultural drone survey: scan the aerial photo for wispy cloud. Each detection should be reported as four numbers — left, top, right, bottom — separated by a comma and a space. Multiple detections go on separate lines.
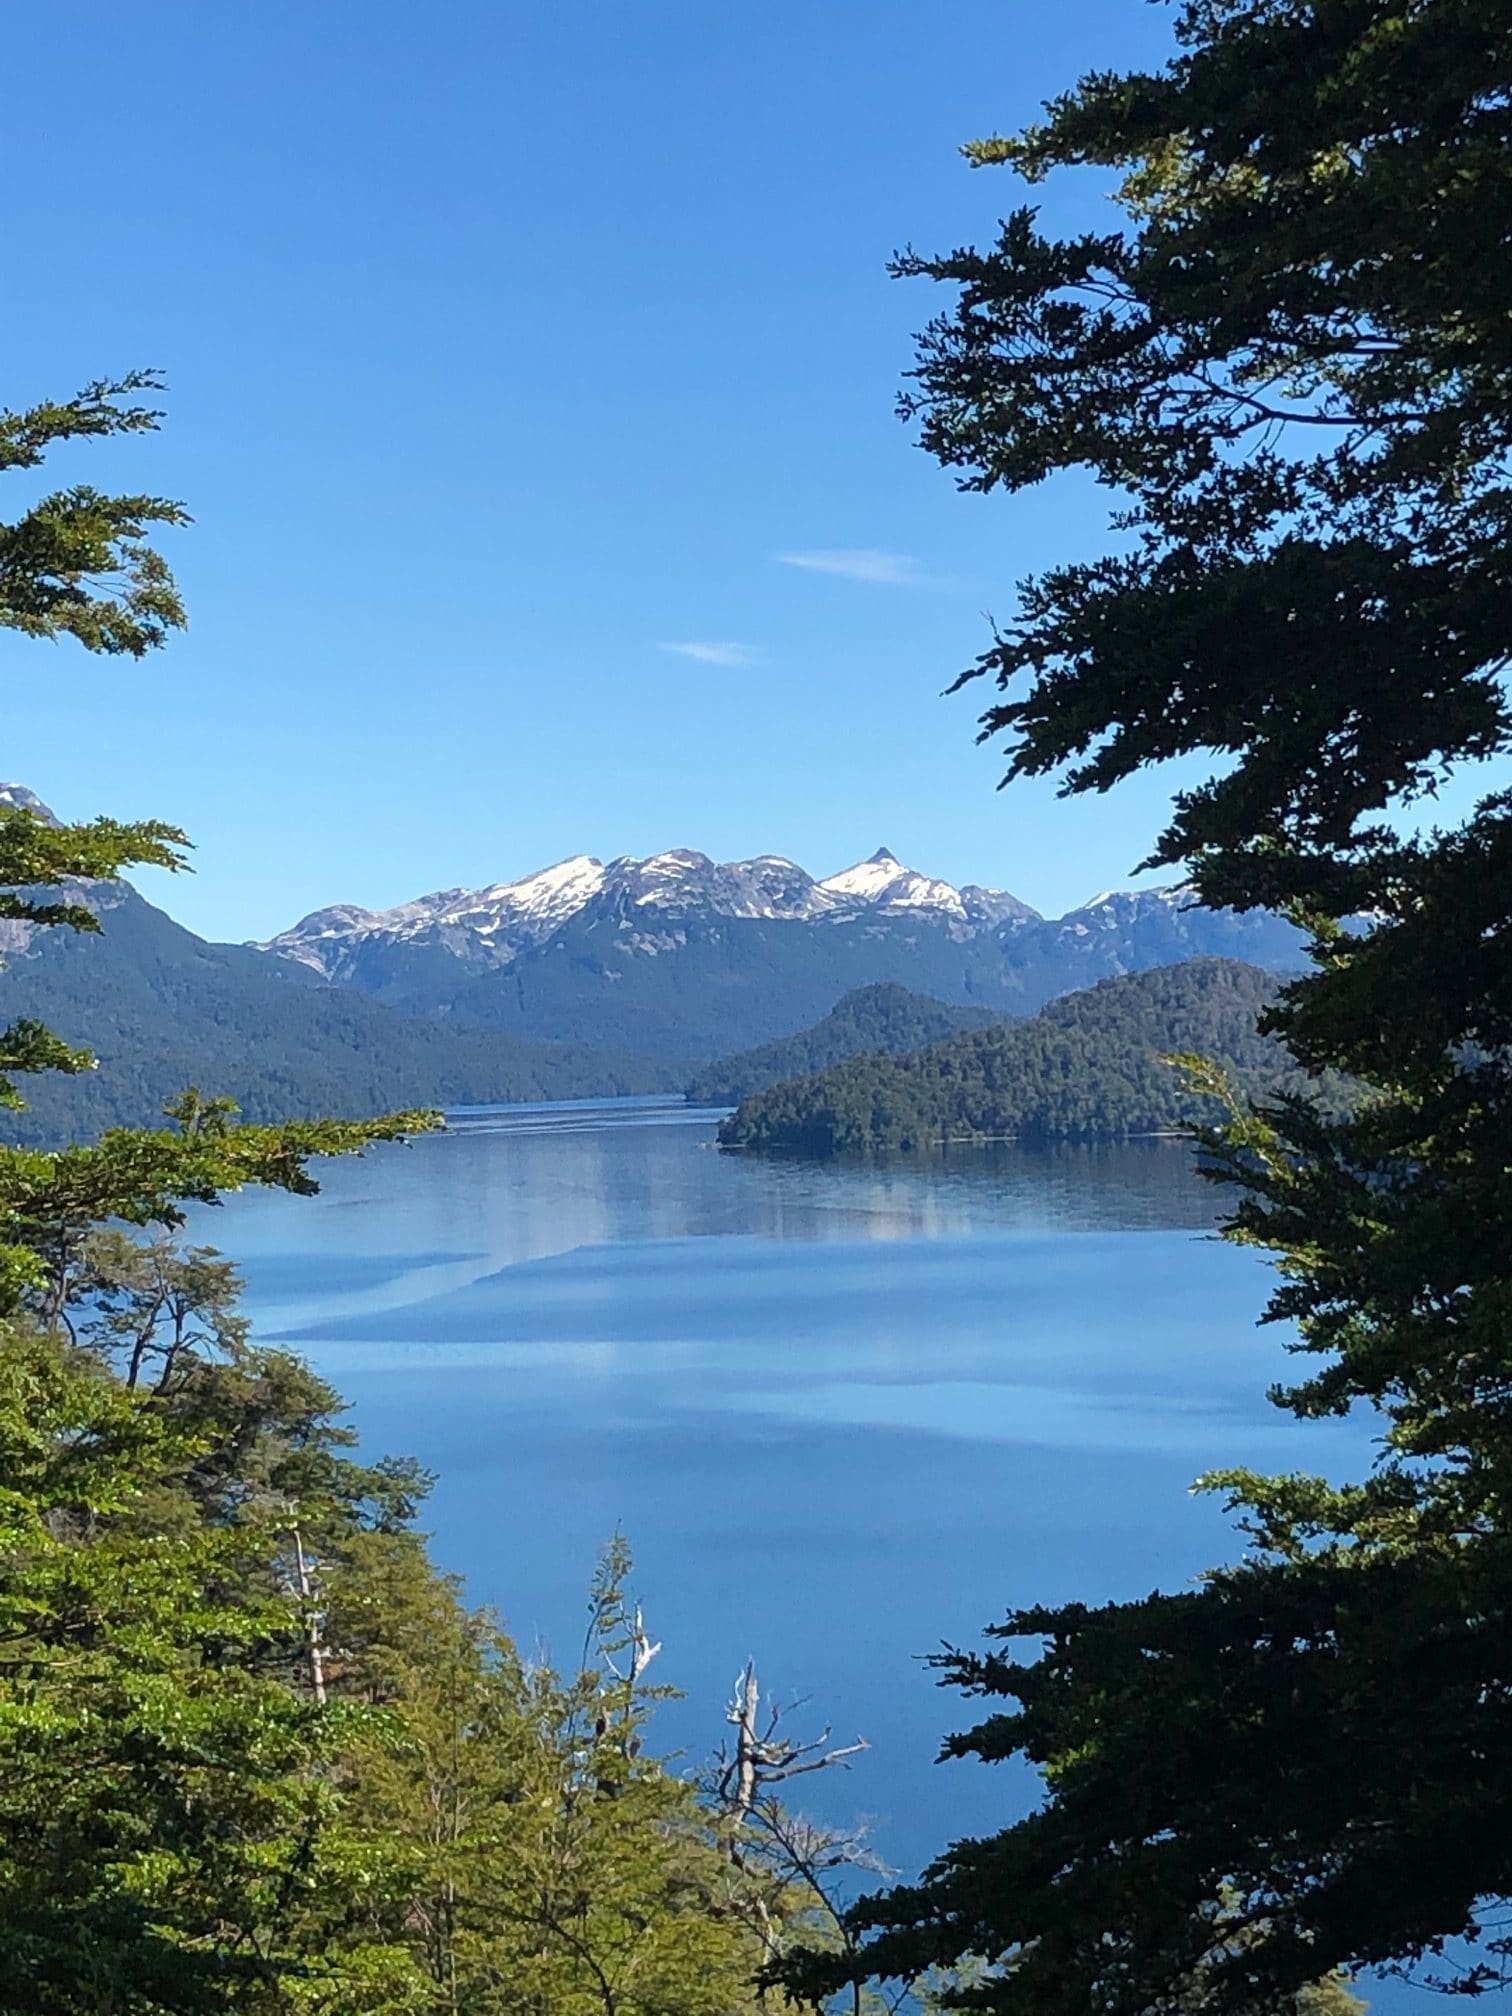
658, 640, 757, 668
776, 547, 926, 586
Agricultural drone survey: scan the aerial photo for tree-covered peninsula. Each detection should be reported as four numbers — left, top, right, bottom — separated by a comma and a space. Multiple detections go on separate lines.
719, 958, 1313, 1153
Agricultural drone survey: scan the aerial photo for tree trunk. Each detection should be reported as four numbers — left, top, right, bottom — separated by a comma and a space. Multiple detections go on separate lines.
290, 1525, 328, 1706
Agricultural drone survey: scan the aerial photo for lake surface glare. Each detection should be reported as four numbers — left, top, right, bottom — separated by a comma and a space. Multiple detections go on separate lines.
199, 1097, 1410, 2001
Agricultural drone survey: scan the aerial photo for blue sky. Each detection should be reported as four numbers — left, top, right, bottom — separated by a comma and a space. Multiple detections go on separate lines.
6, 0, 1203, 940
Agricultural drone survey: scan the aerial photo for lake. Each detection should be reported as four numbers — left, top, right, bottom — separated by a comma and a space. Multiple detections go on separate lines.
195, 1095, 1395, 1991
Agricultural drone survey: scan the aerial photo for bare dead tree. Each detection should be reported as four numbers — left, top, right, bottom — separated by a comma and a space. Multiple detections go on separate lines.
287, 1522, 328, 1706
707, 1659, 891, 2007
744, 1802, 914, 2016
603, 1604, 661, 1691
718, 1660, 869, 1829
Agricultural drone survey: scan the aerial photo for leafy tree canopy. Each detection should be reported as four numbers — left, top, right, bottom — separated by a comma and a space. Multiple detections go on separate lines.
0, 377, 895, 2012
1, 371, 189, 654
0, 1286, 836, 2013
908, 0, 1511, 911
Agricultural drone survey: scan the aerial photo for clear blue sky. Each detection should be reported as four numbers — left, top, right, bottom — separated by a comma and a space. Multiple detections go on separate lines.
6, 0, 1204, 941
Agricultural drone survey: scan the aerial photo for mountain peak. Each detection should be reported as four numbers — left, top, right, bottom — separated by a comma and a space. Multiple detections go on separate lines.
819, 850, 966, 917
259, 843, 1052, 982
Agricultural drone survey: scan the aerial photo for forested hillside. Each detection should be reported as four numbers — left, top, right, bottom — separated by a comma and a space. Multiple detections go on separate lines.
0, 880, 674, 1142
720, 959, 1323, 1153
773, 0, 1512, 2002
686, 981, 1004, 1103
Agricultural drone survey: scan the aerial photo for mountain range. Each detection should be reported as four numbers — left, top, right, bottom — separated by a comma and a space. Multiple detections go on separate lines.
256, 846, 1309, 1064
261, 846, 1042, 990
0, 787, 677, 1143
0, 789, 1313, 1140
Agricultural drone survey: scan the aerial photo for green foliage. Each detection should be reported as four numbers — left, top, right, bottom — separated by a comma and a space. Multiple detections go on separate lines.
0, 1278, 836, 2013
0, 797, 191, 1108
900, 10, 1511, 892
77, 1229, 252, 1392
0, 1316, 341, 2013
0, 373, 189, 654
0, 375, 856, 2011
688, 981, 1005, 1104
321, 1537, 781, 2015
0, 394, 442, 1296
0, 1017, 93, 1109
721, 957, 1336, 1153
778, 0, 1512, 2009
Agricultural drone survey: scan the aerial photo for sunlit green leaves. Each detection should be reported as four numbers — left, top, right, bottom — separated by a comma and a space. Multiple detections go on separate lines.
0, 372, 189, 656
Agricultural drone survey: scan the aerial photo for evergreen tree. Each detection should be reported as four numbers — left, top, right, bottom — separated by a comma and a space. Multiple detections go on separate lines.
780, 0, 1512, 2009
1, 372, 187, 655
0, 1257, 823, 2012
0, 374, 437, 2009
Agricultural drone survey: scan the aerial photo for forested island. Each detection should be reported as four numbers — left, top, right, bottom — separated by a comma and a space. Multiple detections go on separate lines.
719, 958, 1326, 1153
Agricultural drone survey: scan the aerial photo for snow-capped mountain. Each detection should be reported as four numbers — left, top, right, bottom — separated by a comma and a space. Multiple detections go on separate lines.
252, 842, 1305, 1065
817, 848, 968, 916
0, 780, 1315, 1120
259, 845, 1042, 983
268, 854, 612, 986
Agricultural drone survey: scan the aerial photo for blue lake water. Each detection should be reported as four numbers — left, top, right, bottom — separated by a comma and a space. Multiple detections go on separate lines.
193, 1096, 1408, 1999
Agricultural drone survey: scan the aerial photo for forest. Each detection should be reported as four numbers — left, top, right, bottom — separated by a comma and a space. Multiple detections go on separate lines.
716, 959, 1326, 1153
686, 981, 1004, 1105
0, 1234, 886, 2012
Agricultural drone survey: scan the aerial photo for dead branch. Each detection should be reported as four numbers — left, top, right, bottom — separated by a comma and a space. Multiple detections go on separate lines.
718, 1660, 868, 1824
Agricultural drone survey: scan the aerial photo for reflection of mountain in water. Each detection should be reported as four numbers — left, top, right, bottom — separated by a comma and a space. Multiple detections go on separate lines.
201, 1100, 1221, 1356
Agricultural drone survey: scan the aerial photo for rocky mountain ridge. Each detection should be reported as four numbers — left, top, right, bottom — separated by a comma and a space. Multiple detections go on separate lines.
0, 786, 1313, 1101
258, 844, 1148, 984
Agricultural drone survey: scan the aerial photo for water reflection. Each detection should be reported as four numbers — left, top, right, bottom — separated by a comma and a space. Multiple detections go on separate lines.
202, 1100, 1219, 1338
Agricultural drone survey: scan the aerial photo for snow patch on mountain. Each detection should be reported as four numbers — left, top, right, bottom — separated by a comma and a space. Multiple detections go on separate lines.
818, 847, 968, 918
261, 858, 615, 979
452, 856, 608, 936
1081, 884, 1194, 912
